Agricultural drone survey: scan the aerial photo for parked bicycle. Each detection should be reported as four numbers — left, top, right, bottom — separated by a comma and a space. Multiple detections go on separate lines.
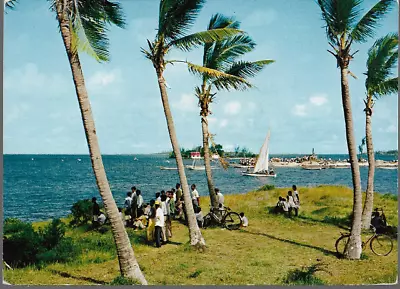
203, 206, 242, 230
335, 208, 393, 257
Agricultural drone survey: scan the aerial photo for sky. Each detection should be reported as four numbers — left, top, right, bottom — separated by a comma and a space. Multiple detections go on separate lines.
3, 0, 399, 155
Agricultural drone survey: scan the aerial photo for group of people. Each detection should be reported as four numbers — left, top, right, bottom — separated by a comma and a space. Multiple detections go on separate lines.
275, 185, 300, 217
91, 182, 250, 247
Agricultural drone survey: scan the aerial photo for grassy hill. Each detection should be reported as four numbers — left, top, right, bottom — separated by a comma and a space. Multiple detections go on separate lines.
4, 185, 398, 285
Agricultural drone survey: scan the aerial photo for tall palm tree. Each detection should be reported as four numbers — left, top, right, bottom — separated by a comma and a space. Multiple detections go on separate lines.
361, 33, 398, 229
186, 14, 274, 208
4, 0, 16, 10
142, 0, 241, 249
316, 0, 394, 259
51, 0, 147, 283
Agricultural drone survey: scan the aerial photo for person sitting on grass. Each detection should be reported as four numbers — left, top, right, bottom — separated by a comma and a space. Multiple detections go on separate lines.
239, 212, 248, 227
195, 206, 204, 228
98, 212, 106, 225
371, 209, 387, 234
274, 197, 284, 213
133, 215, 146, 231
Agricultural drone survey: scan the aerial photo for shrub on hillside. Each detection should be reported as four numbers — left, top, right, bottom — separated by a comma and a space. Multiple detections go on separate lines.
70, 199, 93, 226
3, 218, 79, 268
257, 184, 275, 191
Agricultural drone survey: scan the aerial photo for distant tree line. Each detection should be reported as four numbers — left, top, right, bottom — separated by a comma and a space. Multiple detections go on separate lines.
376, 150, 398, 156
169, 144, 255, 159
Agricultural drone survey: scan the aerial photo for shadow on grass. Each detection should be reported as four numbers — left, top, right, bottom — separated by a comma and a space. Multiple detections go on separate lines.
297, 215, 351, 231
48, 269, 107, 285
240, 230, 337, 257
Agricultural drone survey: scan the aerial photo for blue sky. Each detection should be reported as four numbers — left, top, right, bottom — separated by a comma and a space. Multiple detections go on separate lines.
3, 0, 398, 154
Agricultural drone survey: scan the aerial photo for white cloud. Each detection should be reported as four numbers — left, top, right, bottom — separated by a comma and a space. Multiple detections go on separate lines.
224, 101, 241, 115
292, 104, 307, 116
208, 117, 217, 124
219, 119, 229, 128
172, 93, 198, 112
309, 94, 328, 106
4, 63, 68, 95
87, 69, 121, 90
5, 103, 30, 124
385, 124, 397, 133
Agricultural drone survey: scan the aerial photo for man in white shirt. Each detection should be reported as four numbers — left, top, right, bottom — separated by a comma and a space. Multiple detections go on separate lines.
124, 192, 132, 226
191, 184, 200, 207
154, 201, 164, 248
98, 213, 106, 225
160, 195, 168, 243
136, 190, 144, 217
292, 185, 300, 206
131, 186, 138, 221
215, 188, 224, 206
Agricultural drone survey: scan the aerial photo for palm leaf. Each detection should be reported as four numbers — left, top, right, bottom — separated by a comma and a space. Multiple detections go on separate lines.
206, 34, 256, 71
366, 33, 398, 91
4, 0, 17, 10
159, 0, 205, 41
169, 28, 242, 51
223, 60, 274, 79
317, 0, 362, 41
371, 77, 398, 98
66, 0, 126, 62
351, 0, 395, 42
187, 62, 252, 91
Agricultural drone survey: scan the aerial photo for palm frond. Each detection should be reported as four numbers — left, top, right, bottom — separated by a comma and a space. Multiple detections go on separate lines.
187, 62, 252, 91
169, 28, 242, 51
204, 13, 241, 66
351, 0, 394, 43
208, 13, 240, 30
317, 0, 362, 42
4, 0, 17, 10
222, 60, 274, 79
371, 77, 398, 98
366, 33, 398, 90
206, 34, 256, 70
159, 0, 205, 41
65, 0, 126, 62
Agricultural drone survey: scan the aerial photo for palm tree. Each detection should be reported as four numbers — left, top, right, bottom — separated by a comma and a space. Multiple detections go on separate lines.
4, 0, 17, 10
316, 0, 394, 259
51, 0, 147, 283
361, 33, 398, 229
186, 14, 274, 208
141, 0, 241, 249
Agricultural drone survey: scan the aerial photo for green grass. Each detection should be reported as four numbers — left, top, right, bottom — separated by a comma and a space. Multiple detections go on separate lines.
4, 185, 398, 285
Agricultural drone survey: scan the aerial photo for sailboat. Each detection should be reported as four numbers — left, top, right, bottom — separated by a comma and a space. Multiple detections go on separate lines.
242, 130, 277, 178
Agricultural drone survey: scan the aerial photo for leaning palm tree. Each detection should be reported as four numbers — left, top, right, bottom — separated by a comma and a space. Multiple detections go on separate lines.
361, 33, 398, 229
4, 0, 16, 10
141, 0, 241, 249
186, 14, 274, 208
317, 0, 394, 259
50, 0, 147, 283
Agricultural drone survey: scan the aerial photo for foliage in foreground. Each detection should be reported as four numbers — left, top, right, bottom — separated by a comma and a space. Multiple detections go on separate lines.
3, 218, 79, 268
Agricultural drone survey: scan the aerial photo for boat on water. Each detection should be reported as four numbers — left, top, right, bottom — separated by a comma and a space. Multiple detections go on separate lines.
231, 163, 255, 169
160, 166, 178, 170
187, 152, 219, 171
242, 130, 277, 178
302, 165, 323, 170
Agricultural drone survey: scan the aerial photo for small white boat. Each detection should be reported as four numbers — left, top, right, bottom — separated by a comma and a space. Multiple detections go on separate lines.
160, 166, 178, 170
231, 163, 254, 168
77, 158, 82, 162
302, 165, 323, 170
379, 166, 398, 170
241, 130, 277, 178
133, 157, 138, 161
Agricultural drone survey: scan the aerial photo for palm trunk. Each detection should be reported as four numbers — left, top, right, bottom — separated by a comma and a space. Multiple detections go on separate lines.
58, 15, 147, 284
156, 69, 206, 249
201, 113, 218, 208
340, 67, 363, 260
361, 99, 375, 229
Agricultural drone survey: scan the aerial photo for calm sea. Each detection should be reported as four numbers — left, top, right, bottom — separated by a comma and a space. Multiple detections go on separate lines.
3, 154, 398, 222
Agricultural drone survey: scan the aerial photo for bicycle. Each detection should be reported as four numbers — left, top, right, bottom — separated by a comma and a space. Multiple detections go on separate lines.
335, 209, 393, 257
202, 206, 242, 230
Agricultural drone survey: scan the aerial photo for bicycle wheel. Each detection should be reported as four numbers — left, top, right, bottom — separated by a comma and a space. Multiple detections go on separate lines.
370, 235, 393, 256
203, 214, 212, 228
223, 212, 242, 230
335, 234, 350, 258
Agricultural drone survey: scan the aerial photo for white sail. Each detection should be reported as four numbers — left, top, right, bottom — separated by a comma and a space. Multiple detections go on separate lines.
254, 131, 270, 173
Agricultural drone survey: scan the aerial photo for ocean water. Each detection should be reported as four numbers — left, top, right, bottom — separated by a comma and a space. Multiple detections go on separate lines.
3, 154, 398, 222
